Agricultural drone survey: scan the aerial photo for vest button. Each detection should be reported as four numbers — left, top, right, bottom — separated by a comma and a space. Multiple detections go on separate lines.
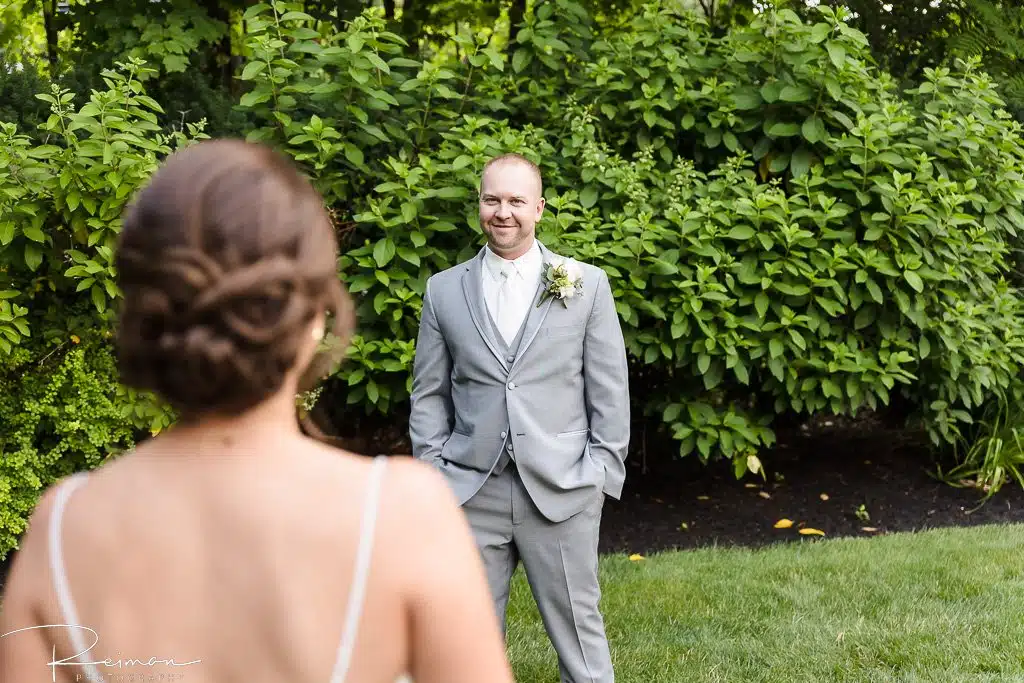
500, 431, 507, 439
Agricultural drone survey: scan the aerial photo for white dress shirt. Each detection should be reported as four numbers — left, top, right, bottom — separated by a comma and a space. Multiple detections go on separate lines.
482, 240, 543, 345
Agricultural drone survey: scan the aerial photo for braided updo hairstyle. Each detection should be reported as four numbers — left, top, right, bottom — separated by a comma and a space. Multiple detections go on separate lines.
115, 139, 354, 418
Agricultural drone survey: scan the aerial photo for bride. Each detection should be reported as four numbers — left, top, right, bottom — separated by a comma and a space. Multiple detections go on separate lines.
0, 139, 513, 683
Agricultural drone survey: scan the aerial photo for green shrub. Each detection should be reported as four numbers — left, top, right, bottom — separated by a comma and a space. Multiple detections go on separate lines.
0, 59, 187, 558
0, 332, 169, 555
232, 1, 1024, 472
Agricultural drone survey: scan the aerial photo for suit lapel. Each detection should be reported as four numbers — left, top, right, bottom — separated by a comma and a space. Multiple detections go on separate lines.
509, 242, 556, 373
462, 248, 510, 372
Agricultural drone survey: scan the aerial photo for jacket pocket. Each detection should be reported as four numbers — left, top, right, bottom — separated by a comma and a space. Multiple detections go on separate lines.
556, 428, 590, 438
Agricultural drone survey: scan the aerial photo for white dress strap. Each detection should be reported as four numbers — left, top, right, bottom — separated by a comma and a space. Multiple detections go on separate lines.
46, 473, 103, 682
328, 455, 390, 683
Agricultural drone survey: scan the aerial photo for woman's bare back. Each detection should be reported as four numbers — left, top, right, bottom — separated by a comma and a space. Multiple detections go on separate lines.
1, 431, 509, 683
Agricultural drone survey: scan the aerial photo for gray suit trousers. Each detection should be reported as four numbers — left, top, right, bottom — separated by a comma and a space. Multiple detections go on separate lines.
465, 461, 613, 683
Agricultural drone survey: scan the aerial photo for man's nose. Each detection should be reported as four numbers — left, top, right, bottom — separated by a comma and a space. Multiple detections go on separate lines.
495, 202, 512, 218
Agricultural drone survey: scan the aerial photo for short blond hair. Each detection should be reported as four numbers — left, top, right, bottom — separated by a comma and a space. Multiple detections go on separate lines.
481, 153, 543, 193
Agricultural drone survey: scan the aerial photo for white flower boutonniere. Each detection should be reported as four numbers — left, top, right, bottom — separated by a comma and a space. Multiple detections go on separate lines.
539, 256, 584, 308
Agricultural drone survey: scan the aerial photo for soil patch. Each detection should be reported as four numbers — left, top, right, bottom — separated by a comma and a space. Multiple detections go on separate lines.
598, 422, 1024, 555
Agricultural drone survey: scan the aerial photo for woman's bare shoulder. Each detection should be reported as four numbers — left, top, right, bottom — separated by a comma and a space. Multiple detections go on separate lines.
304, 444, 456, 511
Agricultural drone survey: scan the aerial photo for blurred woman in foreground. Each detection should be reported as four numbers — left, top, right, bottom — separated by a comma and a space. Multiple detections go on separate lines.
0, 139, 512, 683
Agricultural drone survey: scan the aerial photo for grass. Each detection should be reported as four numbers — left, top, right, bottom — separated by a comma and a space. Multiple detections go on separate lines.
506, 524, 1024, 682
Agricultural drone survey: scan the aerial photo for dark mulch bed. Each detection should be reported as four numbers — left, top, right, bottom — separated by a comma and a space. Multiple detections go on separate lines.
598, 418, 1024, 555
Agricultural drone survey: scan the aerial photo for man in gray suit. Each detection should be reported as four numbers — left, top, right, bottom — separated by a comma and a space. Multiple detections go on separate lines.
409, 153, 630, 682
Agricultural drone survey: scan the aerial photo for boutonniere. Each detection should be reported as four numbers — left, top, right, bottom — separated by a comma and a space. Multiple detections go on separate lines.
538, 256, 584, 307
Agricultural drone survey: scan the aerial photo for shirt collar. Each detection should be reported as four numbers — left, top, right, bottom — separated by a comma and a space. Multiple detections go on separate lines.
484, 239, 541, 282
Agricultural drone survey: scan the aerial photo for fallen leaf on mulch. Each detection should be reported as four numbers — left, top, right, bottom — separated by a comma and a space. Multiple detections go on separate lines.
758, 491, 771, 499
697, 495, 710, 501
744, 483, 759, 488
774, 519, 794, 529
629, 554, 645, 561
861, 527, 879, 533
679, 522, 689, 531
799, 528, 826, 536
819, 493, 830, 501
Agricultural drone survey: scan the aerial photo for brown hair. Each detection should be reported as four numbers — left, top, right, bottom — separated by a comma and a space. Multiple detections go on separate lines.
115, 139, 354, 418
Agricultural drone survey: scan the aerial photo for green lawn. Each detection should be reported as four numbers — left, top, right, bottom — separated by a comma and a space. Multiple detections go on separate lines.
506, 525, 1024, 682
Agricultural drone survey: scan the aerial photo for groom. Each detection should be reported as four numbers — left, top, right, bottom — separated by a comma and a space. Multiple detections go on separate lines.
409, 153, 630, 682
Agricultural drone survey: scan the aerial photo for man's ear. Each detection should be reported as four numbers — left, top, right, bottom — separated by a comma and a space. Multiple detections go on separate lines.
536, 196, 546, 219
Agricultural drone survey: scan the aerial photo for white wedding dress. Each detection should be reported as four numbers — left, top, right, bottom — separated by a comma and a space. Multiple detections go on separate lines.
47, 456, 414, 683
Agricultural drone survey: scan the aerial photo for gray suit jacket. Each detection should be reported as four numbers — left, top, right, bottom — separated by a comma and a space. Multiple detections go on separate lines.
408, 242, 630, 523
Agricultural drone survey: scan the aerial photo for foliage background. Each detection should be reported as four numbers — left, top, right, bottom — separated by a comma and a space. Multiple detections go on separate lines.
2, 0, 1024, 559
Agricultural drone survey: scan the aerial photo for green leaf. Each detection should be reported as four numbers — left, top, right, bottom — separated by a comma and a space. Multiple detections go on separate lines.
512, 48, 532, 72
854, 306, 876, 330
91, 285, 106, 313
727, 225, 755, 240
779, 85, 813, 102
866, 279, 884, 304
345, 144, 365, 167
240, 61, 267, 81
904, 271, 924, 293
827, 43, 847, 68
733, 360, 750, 384
768, 122, 801, 137
802, 115, 826, 144
580, 186, 599, 209
239, 90, 271, 108
919, 336, 931, 359
373, 239, 396, 267
24, 244, 43, 271
22, 225, 46, 243
398, 247, 421, 266
769, 338, 784, 359
697, 354, 711, 375
790, 147, 813, 178
755, 293, 770, 319
732, 88, 763, 110
876, 152, 903, 166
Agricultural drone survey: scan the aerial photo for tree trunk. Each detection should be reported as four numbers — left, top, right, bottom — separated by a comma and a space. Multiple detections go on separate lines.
508, 0, 527, 52
197, 0, 235, 94
42, 0, 59, 76
383, 0, 396, 21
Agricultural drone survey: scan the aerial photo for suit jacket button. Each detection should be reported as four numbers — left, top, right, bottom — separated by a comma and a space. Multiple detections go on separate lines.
507, 381, 515, 389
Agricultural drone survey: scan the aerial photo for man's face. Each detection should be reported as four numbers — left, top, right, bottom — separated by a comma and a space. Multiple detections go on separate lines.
478, 161, 545, 260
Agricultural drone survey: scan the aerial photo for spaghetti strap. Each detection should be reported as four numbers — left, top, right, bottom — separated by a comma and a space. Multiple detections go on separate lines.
46, 472, 103, 683
328, 455, 390, 683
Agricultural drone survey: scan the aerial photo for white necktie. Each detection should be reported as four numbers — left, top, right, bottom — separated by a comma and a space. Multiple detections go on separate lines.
495, 267, 518, 344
